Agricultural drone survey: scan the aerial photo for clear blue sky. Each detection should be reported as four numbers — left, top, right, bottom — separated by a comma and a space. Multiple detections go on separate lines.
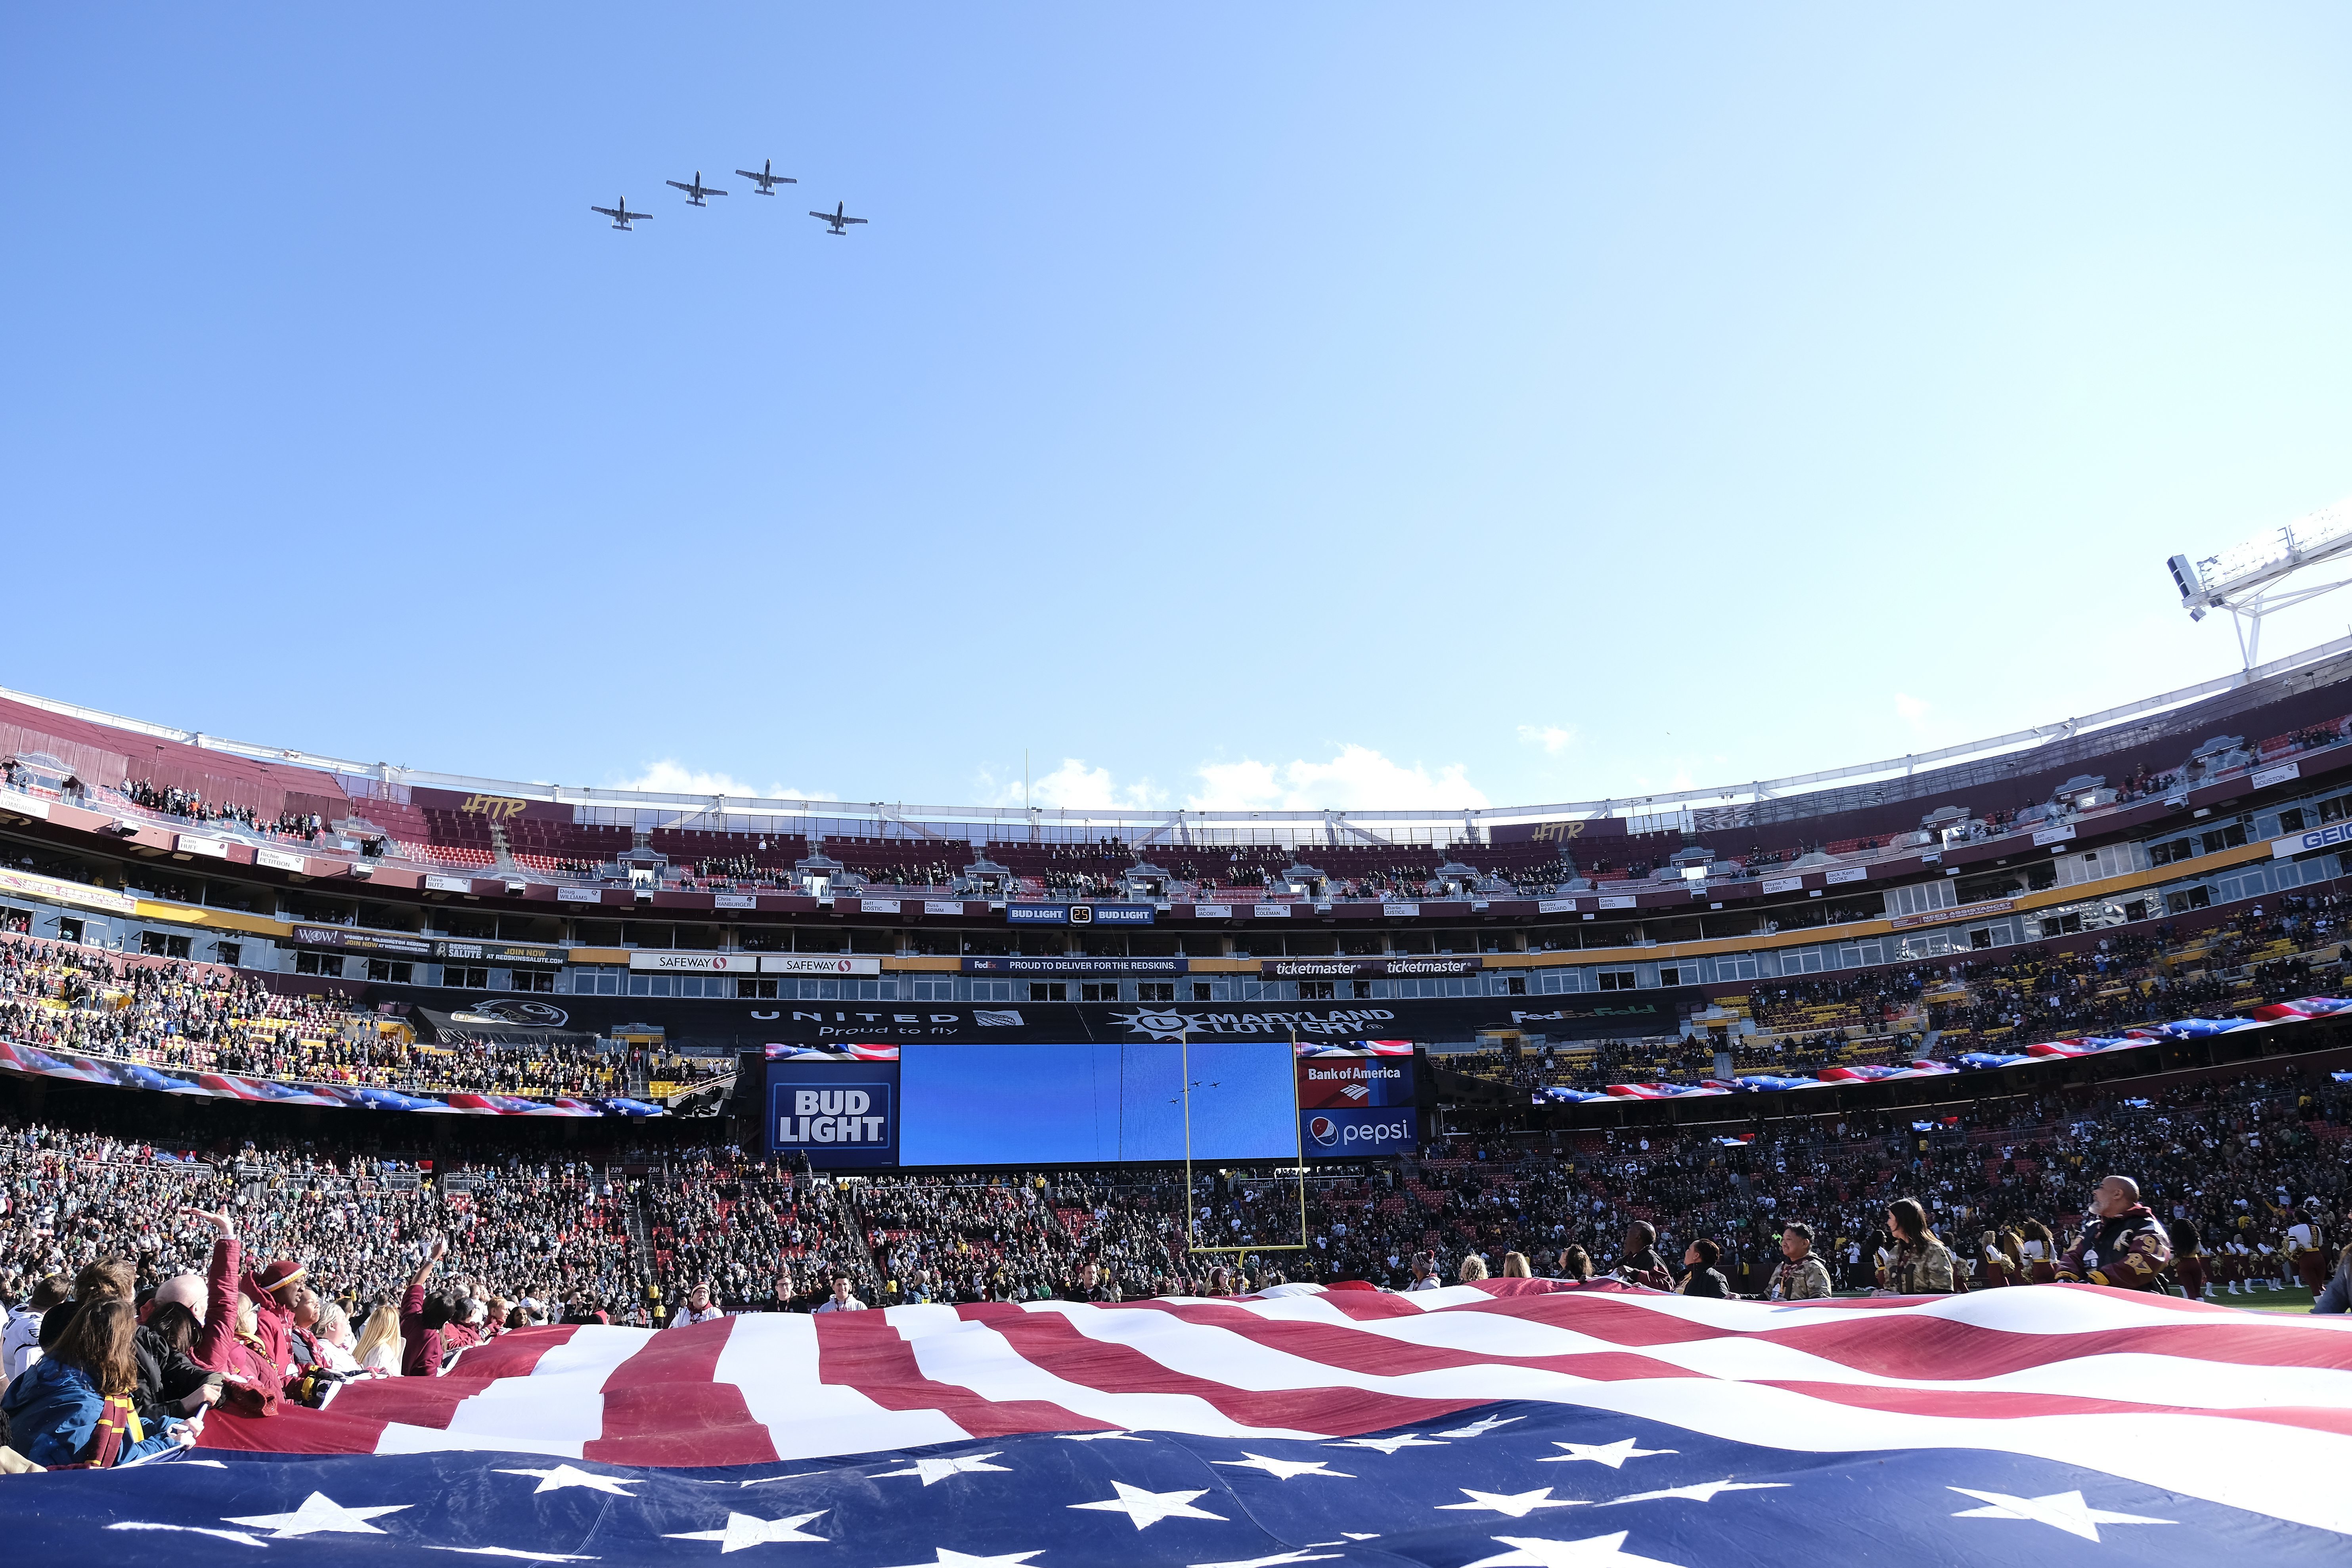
6, 7, 2350, 814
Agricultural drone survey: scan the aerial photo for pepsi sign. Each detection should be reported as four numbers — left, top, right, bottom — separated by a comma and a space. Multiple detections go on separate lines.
1300, 1105, 1419, 1156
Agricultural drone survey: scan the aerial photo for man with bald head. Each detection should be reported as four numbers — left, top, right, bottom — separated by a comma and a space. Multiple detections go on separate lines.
2052, 1174, 2173, 1291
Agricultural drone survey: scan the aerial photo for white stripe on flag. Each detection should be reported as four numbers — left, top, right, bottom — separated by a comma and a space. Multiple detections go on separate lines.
715, 1309, 972, 1461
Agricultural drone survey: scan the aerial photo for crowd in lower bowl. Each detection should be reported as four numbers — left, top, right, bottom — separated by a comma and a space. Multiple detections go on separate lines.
0, 1059, 2345, 1470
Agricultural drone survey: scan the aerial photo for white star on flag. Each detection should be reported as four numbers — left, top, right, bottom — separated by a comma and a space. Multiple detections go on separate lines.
496, 1464, 644, 1496
1324, 1434, 1448, 1454
663, 1510, 830, 1553
424, 1549, 603, 1562
1601, 1481, 1787, 1507
872, 1453, 1014, 1486
1540, 1439, 1676, 1469
1439, 1487, 1588, 1519
872, 1551, 1045, 1568
1068, 1481, 1228, 1529
1212, 1453, 1355, 1481
1437, 1415, 1527, 1438
1461, 1530, 1692, 1568
1949, 1488, 2177, 1542
1187, 1552, 1345, 1568
222, 1491, 412, 1539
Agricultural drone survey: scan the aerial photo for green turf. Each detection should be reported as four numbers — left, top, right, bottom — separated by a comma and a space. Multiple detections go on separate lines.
2194, 1286, 2317, 1313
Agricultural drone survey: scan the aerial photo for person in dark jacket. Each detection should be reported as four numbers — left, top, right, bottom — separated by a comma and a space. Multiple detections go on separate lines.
2052, 1176, 2174, 1290
1677, 1239, 1734, 1299
1615, 1221, 1675, 1291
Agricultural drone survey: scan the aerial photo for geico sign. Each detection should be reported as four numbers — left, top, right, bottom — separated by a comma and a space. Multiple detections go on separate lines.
779, 1088, 888, 1144
1305, 1114, 1412, 1149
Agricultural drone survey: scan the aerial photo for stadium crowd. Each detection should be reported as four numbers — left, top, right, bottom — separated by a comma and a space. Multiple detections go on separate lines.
114, 779, 324, 842
0, 1053, 2344, 1467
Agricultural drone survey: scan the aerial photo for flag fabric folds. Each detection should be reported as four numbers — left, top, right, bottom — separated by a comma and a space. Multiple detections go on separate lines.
8, 1279, 2348, 1564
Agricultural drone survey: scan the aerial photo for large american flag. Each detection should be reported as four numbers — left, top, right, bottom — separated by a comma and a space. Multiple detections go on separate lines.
16, 1280, 2350, 1564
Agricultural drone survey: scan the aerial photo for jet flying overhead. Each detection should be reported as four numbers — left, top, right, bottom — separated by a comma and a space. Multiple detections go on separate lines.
736, 160, 796, 195
666, 171, 728, 206
810, 201, 867, 235
590, 197, 653, 231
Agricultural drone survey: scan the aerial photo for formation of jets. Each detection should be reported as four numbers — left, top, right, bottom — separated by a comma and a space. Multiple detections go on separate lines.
589, 158, 866, 237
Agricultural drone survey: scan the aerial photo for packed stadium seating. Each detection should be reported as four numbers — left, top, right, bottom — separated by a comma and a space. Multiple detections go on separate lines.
2, 1060, 2341, 1325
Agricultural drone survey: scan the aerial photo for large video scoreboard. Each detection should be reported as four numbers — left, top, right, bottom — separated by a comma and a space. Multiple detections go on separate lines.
762, 1040, 1419, 1169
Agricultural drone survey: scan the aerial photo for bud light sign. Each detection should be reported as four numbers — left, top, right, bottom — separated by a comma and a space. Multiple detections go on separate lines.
767, 1061, 899, 1168
1300, 1105, 1419, 1156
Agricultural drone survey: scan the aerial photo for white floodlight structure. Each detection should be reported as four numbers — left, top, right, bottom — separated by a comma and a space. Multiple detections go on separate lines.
2169, 494, 2352, 677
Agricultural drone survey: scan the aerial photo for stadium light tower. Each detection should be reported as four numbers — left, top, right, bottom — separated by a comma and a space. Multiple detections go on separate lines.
2168, 493, 2352, 678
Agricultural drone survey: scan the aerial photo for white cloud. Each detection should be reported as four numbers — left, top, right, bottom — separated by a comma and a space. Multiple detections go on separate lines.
985, 757, 1162, 811
1187, 745, 1489, 812
1895, 692, 1931, 729
1517, 724, 1577, 756
611, 760, 833, 801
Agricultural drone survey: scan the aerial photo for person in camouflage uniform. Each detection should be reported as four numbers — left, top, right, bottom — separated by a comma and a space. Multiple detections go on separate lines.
1878, 1199, 1957, 1294
1768, 1221, 1834, 1301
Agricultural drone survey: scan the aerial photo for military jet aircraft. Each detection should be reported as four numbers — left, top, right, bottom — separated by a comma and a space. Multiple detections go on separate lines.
809, 201, 867, 235
590, 197, 653, 231
735, 159, 796, 195
666, 171, 728, 206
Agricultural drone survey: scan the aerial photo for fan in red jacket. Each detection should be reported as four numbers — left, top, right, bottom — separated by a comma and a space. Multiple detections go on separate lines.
179, 1208, 283, 1417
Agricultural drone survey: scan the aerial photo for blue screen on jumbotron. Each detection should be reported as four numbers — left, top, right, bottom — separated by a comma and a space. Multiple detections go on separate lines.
897, 1039, 1297, 1166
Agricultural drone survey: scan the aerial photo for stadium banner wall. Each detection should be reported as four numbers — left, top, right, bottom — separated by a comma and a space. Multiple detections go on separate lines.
1004, 903, 1156, 927
759, 954, 883, 976
432, 938, 565, 967
291, 924, 434, 957
1300, 1104, 1420, 1156
961, 956, 1188, 976
1259, 957, 1481, 979
350, 985, 1703, 1051
1294, 1051, 1416, 1109
0, 864, 139, 916
254, 846, 308, 873
2273, 820, 2352, 858
628, 951, 763, 974
765, 1058, 901, 1168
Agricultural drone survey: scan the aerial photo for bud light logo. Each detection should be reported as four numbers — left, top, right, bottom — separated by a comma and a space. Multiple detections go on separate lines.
767, 1068, 898, 1167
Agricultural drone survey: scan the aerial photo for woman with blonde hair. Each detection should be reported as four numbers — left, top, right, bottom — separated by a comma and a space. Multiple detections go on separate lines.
1458, 1254, 1490, 1283
1499, 1251, 1532, 1278
352, 1302, 404, 1375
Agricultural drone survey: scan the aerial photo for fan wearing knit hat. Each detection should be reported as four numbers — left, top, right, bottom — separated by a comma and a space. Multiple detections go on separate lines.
242, 1258, 307, 1377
